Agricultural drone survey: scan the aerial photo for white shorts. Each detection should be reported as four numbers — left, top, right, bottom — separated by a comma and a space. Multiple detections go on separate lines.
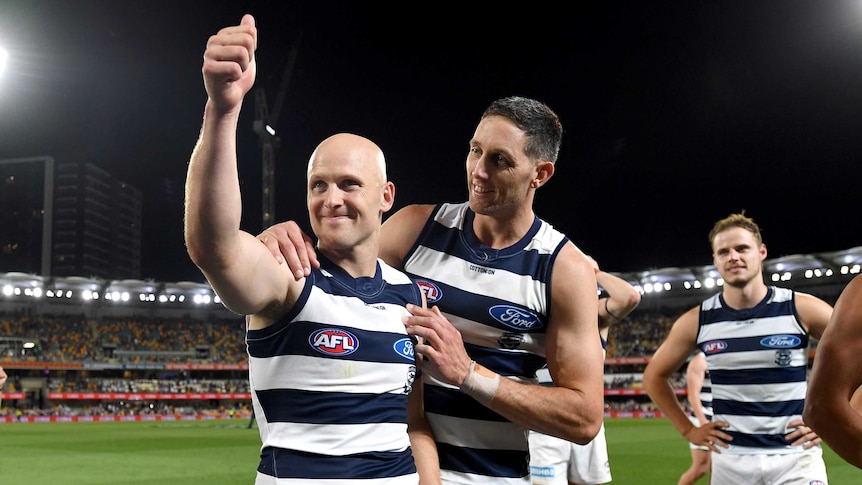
710, 447, 827, 485
529, 422, 612, 485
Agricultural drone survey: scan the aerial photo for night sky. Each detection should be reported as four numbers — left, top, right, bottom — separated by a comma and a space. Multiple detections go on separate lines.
1, 1, 861, 283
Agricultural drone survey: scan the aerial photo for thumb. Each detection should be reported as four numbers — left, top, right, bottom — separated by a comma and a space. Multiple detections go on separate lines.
241, 13, 255, 27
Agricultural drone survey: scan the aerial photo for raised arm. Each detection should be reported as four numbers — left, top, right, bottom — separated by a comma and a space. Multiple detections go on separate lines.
590, 256, 641, 336
184, 15, 293, 317
804, 275, 862, 468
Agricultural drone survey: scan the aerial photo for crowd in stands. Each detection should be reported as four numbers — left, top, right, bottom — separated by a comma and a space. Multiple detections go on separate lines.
0, 309, 700, 416
1, 310, 682, 364
1, 314, 248, 364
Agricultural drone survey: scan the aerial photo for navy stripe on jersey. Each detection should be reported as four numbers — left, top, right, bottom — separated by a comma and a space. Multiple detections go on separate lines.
722, 431, 791, 449
436, 443, 529, 479
468, 343, 548, 379
424, 383, 508, 422
709, 367, 806, 386
417, 280, 548, 334
701, 335, 808, 354
248, 321, 414, 363
713, 398, 804, 417
259, 447, 416, 479
258, 388, 408, 424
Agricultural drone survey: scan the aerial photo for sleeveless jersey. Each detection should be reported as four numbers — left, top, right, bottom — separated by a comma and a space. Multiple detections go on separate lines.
246, 254, 422, 483
403, 202, 570, 484
696, 286, 812, 455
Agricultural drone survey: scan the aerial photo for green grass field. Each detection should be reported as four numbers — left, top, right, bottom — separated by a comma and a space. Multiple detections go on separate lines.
0, 418, 858, 484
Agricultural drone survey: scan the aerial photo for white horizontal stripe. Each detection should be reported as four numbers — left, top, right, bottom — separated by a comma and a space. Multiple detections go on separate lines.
295, 286, 411, 333
426, 412, 527, 450
264, 421, 410, 455
713, 381, 807, 403
440, 470, 529, 485
707, 350, 807, 371
252, 354, 412, 394
447, 314, 545, 356
407, 248, 547, 314
701, 316, 803, 340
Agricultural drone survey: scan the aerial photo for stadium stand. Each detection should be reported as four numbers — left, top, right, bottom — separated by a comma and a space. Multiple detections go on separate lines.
1, 247, 859, 421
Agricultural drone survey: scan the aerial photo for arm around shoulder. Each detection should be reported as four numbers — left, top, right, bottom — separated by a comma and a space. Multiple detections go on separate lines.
378, 204, 435, 269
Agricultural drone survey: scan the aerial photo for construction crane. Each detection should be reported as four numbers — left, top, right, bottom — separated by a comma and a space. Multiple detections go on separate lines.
253, 31, 302, 231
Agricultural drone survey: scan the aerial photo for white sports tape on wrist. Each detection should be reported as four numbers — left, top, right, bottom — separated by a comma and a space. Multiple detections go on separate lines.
460, 361, 500, 405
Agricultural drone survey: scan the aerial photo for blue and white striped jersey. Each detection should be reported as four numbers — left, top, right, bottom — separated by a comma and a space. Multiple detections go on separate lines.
697, 286, 814, 455
247, 254, 422, 483
403, 202, 570, 484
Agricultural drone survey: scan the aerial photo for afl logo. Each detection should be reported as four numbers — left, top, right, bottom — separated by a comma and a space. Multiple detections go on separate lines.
489, 305, 542, 330
760, 335, 802, 348
417, 280, 442, 303
702, 340, 728, 354
393, 337, 415, 360
309, 329, 359, 356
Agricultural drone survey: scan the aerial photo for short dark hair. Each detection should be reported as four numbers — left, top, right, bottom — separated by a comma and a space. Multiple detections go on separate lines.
481, 96, 563, 164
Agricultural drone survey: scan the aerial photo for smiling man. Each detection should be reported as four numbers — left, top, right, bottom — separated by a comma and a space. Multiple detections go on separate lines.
643, 212, 833, 485
257, 96, 606, 484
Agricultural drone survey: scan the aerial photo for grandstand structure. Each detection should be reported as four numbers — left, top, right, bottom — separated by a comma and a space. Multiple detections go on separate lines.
1, 246, 860, 422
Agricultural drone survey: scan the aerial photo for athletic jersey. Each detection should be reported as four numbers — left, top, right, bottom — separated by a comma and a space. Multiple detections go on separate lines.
403, 202, 570, 484
246, 254, 422, 483
696, 286, 813, 455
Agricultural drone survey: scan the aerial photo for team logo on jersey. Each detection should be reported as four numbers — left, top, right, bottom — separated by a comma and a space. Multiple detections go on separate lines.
498, 332, 525, 349
702, 340, 728, 354
489, 305, 543, 330
404, 364, 417, 394
809, 480, 826, 485
775, 349, 793, 367
416, 280, 442, 303
760, 335, 802, 349
393, 337, 415, 361
309, 328, 359, 356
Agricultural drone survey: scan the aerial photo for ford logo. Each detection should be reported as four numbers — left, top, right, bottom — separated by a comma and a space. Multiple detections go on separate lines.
393, 337, 415, 360
760, 335, 802, 348
488, 305, 542, 330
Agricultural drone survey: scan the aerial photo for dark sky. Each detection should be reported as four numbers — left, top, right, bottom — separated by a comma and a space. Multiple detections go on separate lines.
1, 1, 861, 283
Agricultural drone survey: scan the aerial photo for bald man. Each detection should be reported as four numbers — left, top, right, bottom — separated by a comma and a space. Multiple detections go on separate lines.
184, 15, 434, 484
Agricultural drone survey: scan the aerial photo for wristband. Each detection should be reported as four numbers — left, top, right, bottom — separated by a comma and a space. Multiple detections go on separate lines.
460, 361, 500, 405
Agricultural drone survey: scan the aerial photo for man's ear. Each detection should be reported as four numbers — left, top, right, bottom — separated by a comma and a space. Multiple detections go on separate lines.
533, 161, 555, 188
381, 181, 395, 212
